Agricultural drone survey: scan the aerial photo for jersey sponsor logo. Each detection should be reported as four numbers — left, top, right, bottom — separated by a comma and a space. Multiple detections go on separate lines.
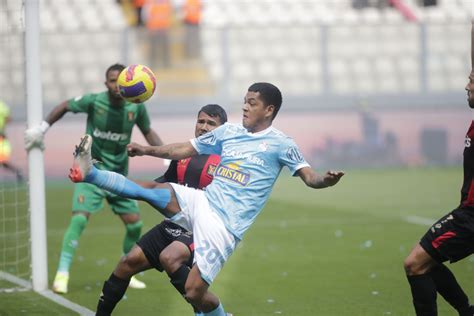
215, 163, 250, 186
221, 148, 265, 166
165, 227, 184, 237
286, 146, 304, 162
197, 133, 216, 145
259, 142, 268, 152
93, 127, 128, 142
465, 136, 471, 148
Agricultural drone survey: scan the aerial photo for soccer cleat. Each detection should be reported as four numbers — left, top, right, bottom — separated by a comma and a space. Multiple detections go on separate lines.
52, 271, 69, 294
128, 275, 146, 289
69, 134, 93, 183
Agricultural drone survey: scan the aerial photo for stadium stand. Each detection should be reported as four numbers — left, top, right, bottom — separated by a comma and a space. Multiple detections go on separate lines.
0, 0, 471, 111
200, 0, 471, 101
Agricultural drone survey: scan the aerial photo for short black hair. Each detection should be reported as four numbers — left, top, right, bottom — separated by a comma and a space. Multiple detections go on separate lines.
198, 104, 228, 125
106, 63, 126, 78
248, 82, 282, 120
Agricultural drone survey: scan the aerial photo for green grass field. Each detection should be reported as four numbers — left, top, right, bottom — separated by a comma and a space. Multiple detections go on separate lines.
1, 167, 474, 315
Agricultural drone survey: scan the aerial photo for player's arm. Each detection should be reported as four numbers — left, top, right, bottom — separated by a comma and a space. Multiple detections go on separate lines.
24, 101, 70, 150
297, 166, 344, 189
128, 141, 198, 160
143, 128, 164, 146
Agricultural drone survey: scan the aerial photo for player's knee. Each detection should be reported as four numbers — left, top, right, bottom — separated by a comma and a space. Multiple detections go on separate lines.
70, 214, 88, 232
125, 220, 143, 239
119, 252, 141, 271
403, 256, 426, 276
184, 285, 202, 305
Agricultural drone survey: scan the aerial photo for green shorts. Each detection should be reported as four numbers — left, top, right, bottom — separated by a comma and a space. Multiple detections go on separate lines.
72, 183, 139, 215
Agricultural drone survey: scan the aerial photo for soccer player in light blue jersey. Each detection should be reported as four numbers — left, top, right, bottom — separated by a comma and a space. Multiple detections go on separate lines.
71, 82, 344, 316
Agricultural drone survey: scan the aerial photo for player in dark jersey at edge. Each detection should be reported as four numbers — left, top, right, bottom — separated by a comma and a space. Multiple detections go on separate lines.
403, 22, 474, 316
95, 104, 227, 316
24, 63, 163, 293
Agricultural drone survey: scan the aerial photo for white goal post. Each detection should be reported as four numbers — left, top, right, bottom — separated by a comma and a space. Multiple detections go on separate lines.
25, 0, 48, 292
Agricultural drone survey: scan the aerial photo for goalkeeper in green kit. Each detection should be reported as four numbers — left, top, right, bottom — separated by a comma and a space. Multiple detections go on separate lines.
24, 63, 163, 294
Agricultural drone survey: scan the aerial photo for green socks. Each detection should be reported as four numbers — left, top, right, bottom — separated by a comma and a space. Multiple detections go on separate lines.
57, 214, 88, 272
123, 220, 143, 254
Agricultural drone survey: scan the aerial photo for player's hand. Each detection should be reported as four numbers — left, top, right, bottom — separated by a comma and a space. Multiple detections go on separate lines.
24, 125, 45, 150
127, 142, 146, 157
323, 170, 345, 187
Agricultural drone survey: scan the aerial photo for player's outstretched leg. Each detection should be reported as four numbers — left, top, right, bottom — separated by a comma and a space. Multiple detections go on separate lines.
69, 135, 177, 216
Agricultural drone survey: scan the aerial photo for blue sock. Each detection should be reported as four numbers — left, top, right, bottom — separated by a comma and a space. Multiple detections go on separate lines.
85, 166, 171, 209
203, 303, 226, 316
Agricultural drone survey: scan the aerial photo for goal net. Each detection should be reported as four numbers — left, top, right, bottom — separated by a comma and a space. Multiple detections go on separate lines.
0, 0, 31, 289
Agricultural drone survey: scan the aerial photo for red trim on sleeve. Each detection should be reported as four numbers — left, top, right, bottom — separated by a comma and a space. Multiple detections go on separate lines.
432, 231, 456, 249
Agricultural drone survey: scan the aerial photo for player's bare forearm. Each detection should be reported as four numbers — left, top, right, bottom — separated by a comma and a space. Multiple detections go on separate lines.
144, 128, 163, 146
45, 101, 69, 125
127, 141, 197, 160
298, 167, 344, 189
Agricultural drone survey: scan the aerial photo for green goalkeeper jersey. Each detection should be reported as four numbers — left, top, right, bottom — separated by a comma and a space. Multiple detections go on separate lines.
68, 92, 151, 175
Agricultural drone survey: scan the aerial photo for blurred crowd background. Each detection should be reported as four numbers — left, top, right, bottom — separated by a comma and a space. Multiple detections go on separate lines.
0, 0, 472, 178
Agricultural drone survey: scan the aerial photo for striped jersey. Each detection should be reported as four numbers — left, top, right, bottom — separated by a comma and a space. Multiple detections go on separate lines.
191, 123, 310, 240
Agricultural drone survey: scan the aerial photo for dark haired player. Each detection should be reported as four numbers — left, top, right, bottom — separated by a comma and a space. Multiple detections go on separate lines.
24, 63, 163, 293
70, 82, 344, 315
94, 104, 227, 316
403, 23, 474, 316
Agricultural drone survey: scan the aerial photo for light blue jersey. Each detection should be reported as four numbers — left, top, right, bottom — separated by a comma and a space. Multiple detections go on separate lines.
191, 123, 310, 240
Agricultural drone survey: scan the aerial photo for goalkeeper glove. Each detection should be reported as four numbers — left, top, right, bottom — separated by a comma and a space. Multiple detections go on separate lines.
24, 120, 50, 150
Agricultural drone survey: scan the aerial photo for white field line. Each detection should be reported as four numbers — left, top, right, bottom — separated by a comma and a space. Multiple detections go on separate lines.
0, 271, 94, 316
404, 215, 436, 226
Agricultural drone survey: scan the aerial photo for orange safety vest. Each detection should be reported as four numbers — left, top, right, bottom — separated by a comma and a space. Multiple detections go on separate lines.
133, 0, 146, 8
183, 0, 200, 25
145, 0, 172, 30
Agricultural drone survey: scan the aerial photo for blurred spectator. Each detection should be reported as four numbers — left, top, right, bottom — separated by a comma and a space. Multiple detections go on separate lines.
0, 100, 23, 181
352, 0, 390, 9
143, 0, 173, 69
182, 0, 201, 60
417, 0, 437, 6
134, 0, 146, 26
360, 106, 382, 148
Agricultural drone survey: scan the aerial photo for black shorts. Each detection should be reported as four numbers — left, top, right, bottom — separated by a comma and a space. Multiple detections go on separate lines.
420, 207, 474, 263
136, 220, 194, 272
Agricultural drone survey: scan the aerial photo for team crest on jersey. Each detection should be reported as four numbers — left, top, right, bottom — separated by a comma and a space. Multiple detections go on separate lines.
95, 108, 105, 116
207, 164, 217, 176
286, 146, 304, 162
215, 163, 250, 186
127, 111, 134, 121
78, 195, 85, 204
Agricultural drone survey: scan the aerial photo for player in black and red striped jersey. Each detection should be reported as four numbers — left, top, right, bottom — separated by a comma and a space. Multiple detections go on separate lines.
96, 104, 227, 316
403, 23, 474, 316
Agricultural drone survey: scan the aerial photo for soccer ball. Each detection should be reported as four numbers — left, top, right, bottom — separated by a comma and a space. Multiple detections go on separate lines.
117, 64, 156, 103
